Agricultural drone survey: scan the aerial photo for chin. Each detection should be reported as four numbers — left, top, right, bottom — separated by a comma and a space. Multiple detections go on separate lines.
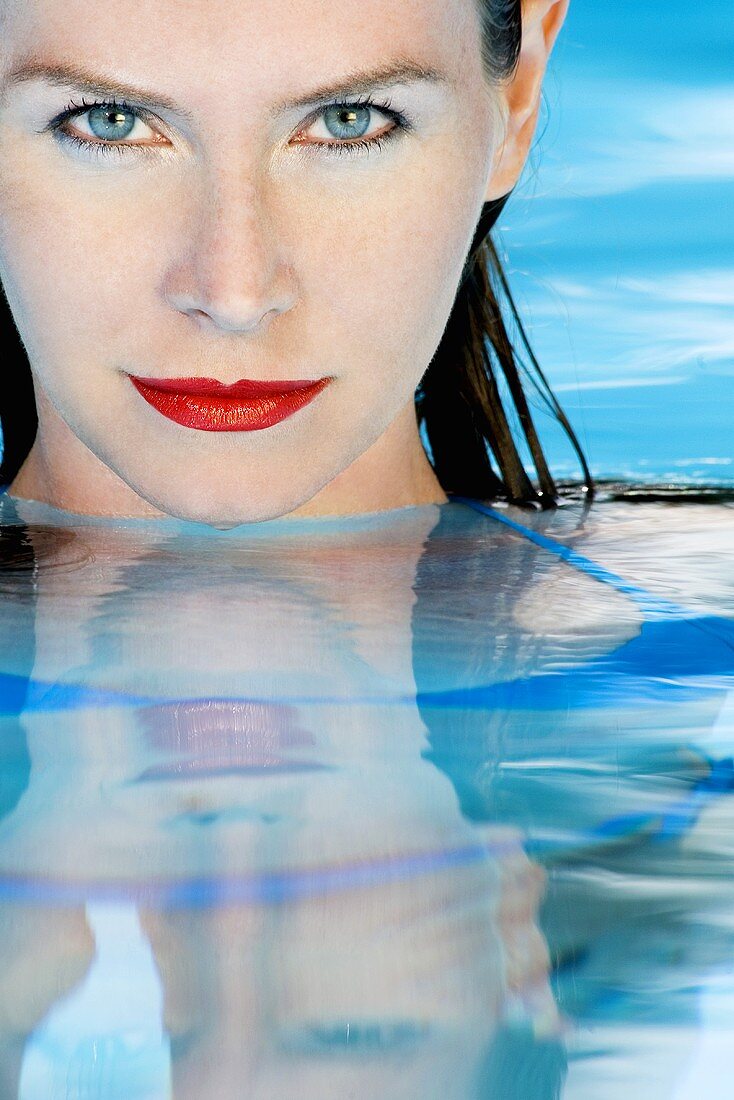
131, 478, 319, 528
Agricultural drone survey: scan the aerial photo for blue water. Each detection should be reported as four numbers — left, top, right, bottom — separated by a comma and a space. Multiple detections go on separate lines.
502, 0, 734, 484
0, 489, 733, 1097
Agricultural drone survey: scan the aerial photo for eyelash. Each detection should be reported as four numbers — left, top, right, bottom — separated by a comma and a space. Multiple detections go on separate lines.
46, 94, 411, 161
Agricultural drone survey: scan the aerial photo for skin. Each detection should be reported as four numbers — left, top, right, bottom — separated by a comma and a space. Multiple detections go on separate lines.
0, 0, 569, 527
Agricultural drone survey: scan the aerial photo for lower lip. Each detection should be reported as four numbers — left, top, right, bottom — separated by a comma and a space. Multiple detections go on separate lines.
128, 375, 332, 431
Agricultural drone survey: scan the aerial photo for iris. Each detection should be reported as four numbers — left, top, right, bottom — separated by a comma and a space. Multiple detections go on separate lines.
322, 104, 371, 140
87, 106, 137, 141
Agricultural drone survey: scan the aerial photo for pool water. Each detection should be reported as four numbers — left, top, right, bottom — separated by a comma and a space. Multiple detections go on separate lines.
0, 490, 732, 1098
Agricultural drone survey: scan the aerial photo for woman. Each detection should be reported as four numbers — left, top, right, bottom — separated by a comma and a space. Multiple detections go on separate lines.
0, 0, 589, 526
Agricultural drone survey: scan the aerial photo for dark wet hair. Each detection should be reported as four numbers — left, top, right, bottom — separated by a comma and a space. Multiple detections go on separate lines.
415, 0, 592, 507
0, 284, 37, 489
0, 0, 592, 506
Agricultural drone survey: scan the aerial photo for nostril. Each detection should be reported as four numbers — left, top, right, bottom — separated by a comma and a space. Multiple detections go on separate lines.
181, 302, 279, 334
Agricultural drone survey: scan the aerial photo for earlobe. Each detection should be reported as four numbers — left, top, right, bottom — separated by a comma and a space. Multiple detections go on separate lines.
483, 0, 570, 202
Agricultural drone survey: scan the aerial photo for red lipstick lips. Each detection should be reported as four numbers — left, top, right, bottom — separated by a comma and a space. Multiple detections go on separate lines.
128, 374, 332, 431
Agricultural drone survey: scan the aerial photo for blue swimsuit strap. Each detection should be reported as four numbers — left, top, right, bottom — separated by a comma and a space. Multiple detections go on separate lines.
448, 494, 734, 678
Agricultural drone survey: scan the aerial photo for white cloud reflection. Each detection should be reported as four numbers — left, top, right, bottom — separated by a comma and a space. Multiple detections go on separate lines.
522, 268, 734, 385
535, 83, 734, 196
553, 376, 686, 393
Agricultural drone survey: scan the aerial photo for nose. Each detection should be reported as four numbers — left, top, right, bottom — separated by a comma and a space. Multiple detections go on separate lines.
162, 172, 298, 335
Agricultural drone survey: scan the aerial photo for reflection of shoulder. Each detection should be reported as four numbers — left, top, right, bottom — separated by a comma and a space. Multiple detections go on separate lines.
510, 561, 642, 655
574, 504, 734, 613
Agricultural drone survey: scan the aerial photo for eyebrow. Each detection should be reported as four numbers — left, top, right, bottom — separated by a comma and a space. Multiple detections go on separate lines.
2, 56, 451, 116
276, 58, 451, 111
3, 59, 184, 115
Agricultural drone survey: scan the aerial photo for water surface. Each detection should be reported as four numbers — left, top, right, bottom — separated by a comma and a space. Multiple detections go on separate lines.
0, 493, 732, 1097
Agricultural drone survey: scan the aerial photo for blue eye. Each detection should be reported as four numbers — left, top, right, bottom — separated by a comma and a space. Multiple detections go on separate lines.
299, 96, 410, 158
45, 97, 164, 157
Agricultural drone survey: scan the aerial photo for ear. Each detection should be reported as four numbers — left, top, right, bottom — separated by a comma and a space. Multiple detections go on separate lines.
484, 0, 570, 201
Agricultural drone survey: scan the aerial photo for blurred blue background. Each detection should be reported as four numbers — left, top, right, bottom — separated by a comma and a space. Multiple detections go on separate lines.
503, 0, 734, 484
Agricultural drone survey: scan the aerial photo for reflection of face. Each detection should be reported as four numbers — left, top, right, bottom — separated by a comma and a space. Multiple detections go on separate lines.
0, 510, 557, 1096
6, 509, 484, 874
141, 848, 546, 1099
0, 846, 551, 1099
0, 0, 501, 524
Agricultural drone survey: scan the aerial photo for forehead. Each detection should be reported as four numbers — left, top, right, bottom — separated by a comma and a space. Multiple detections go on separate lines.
1, 0, 482, 95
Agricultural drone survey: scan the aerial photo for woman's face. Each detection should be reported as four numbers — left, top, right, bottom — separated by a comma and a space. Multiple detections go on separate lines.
0, 0, 503, 525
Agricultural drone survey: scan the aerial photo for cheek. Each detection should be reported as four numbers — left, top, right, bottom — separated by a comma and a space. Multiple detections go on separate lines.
295, 147, 480, 393
0, 141, 162, 373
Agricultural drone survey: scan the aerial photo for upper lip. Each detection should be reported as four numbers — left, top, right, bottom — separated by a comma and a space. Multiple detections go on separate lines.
128, 375, 329, 398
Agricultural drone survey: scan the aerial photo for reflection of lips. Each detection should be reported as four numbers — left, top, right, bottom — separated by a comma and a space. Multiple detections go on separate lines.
136, 699, 324, 780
